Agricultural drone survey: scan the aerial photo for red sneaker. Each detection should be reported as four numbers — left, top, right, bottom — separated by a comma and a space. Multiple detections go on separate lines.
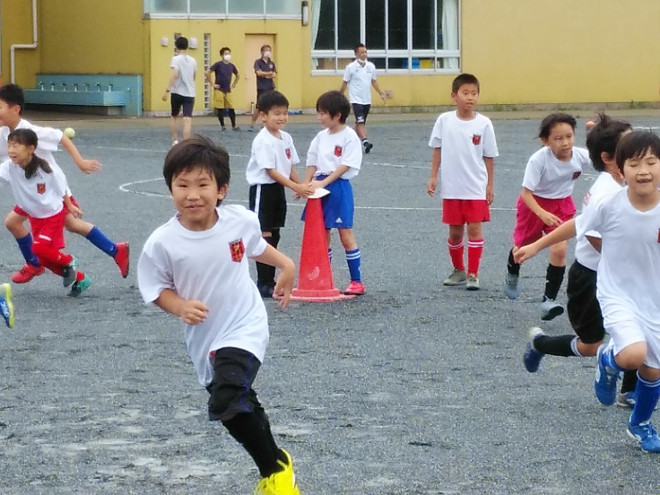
113, 242, 130, 278
344, 281, 365, 295
11, 264, 45, 284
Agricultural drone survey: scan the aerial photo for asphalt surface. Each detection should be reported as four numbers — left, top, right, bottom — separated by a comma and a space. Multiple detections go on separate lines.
1, 110, 659, 494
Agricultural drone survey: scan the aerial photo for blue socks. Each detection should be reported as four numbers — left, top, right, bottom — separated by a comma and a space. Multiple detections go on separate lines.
16, 233, 40, 266
345, 248, 361, 282
603, 346, 625, 373
86, 226, 117, 256
631, 373, 660, 426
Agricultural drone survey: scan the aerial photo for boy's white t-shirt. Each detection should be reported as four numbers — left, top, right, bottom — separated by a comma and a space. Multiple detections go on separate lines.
306, 126, 362, 180
0, 119, 72, 195
576, 187, 660, 331
342, 59, 378, 105
573, 172, 622, 271
245, 128, 300, 186
522, 146, 591, 199
137, 204, 269, 387
428, 111, 499, 200
170, 53, 197, 97
0, 159, 67, 218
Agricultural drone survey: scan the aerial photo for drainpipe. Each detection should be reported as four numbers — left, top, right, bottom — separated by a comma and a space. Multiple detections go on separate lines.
10, 0, 38, 83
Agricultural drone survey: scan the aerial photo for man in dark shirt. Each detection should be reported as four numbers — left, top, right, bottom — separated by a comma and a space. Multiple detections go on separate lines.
249, 44, 277, 131
205, 47, 240, 131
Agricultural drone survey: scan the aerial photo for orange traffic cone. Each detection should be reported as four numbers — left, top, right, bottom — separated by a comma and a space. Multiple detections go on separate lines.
291, 193, 355, 302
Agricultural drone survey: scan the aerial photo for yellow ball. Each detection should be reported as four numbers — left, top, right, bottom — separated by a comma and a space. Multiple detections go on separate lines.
63, 127, 76, 139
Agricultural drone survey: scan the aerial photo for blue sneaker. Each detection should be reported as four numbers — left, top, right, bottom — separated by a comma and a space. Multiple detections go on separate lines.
0, 283, 15, 328
594, 343, 619, 406
68, 275, 91, 297
62, 257, 78, 287
616, 391, 636, 409
503, 272, 520, 299
627, 420, 660, 453
523, 327, 545, 372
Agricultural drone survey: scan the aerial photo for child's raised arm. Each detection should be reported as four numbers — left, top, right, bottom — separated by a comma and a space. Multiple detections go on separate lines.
155, 288, 210, 325
60, 135, 102, 174
252, 245, 295, 308
514, 218, 577, 264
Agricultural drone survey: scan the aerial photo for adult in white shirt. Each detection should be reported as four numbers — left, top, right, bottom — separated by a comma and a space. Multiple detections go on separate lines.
339, 43, 387, 154
162, 36, 197, 146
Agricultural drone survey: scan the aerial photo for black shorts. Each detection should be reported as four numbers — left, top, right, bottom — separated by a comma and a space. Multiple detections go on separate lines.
566, 260, 604, 344
206, 347, 262, 421
171, 93, 195, 117
352, 103, 371, 125
256, 88, 275, 109
249, 183, 286, 231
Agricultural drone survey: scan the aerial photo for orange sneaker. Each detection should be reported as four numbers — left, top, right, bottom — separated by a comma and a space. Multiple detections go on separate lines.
113, 242, 130, 278
344, 281, 365, 295
11, 264, 45, 284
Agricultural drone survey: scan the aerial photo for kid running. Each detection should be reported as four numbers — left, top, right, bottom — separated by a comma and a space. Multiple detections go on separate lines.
1, 283, 15, 328
0, 84, 129, 285
521, 113, 638, 406
426, 73, 498, 290
515, 130, 660, 453
138, 135, 302, 493
303, 90, 365, 295
504, 113, 590, 319
246, 90, 314, 297
0, 129, 91, 296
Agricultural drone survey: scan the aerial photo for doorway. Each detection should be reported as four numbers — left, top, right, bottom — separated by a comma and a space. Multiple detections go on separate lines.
243, 34, 275, 113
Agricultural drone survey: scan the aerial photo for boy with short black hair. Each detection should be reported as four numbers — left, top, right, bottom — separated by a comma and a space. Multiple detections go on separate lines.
0, 83, 129, 284
205, 46, 240, 131
246, 90, 314, 297
303, 90, 365, 295
515, 130, 660, 453
427, 73, 498, 290
138, 135, 302, 492
1, 283, 14, 328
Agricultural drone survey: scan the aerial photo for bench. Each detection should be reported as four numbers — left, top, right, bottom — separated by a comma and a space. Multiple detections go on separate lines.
24, 74, 142, 117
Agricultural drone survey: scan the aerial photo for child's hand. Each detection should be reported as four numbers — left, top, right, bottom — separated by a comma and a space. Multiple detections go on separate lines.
513, 245, 537, 264
539, 210, 562, 227
486, 185, 494, 205
273, 261, 295, 309
68, 205, 83, 219
296, 183, 315, 199
77, 159, 102, 174
426, 177, 438, 196
179, 299, 209, 325
310, 179, 325, 190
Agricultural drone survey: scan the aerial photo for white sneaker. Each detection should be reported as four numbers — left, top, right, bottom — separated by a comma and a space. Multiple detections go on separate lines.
540, 298, 563, 321
443, 268, 467, 286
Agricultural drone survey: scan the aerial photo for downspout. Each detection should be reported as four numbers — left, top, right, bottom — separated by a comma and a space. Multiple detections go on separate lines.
10, 0, 38, 83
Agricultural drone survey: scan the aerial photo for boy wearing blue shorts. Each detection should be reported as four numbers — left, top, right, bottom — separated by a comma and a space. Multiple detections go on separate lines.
303, 90, 365, 295
427, 73, 498, 290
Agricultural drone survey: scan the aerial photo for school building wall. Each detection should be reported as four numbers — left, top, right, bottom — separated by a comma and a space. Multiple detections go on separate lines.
2, 0, 660, 114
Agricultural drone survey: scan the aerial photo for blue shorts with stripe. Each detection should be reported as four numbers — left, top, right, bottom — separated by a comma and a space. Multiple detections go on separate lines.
302, 176, 354, 229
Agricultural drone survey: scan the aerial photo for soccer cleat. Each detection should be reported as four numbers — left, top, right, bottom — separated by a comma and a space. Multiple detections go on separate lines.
523, 327, 545, 372
220, 126, 227, 132
254, 449, 301, 495
11, 263, 45, 284
62, 257, 78, 287
616, 391, 636, 409
540, 298, 564, 321
627, 420, 660, 453
466, 274, 480, 291
594, 343, 619, 406
503, 272, 520, 299
443, 268, 467, 286
232, 126, 241, 131
248, 126, 255, 132
1, 283, 15, 329
363, 140, 373, 154
68, 275, 92, 297
113, 242, 130, 278
344, 280, 365, 295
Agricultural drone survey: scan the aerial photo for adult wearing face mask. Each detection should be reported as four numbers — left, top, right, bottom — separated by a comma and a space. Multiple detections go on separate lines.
249, 44, 277, 131
339, 43, 387, 154
206, 47, 241, 131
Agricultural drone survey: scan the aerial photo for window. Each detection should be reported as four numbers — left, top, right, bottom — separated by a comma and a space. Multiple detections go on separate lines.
311, 0, 460, 73
144, 0, 300, 16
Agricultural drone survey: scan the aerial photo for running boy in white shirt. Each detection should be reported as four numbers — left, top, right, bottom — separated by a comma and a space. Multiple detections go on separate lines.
246, 90, 314, 297
1, 283, 14, 328
0, 84, 129, 285
138, 135, 302, 493
303, 90, 365, 295
504, 113, 590, 319
0, 129, 91, 296
515, 130, 660, 453
426, 73, 498, 290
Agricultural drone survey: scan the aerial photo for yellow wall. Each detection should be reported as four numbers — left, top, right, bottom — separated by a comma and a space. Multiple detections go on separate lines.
1, 0, 41, 85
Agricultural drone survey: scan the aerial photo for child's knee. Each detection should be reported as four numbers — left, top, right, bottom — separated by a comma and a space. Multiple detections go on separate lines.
617, 343, 647, 370
208, 383, 257, 422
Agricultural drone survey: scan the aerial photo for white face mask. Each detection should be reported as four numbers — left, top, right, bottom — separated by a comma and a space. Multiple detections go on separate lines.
223, 54, 231, 61
357, 58, 367, 65
263, 51, 271, 58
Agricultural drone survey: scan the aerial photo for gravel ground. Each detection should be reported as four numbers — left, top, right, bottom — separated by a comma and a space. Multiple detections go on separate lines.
0, 111, 659, 495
